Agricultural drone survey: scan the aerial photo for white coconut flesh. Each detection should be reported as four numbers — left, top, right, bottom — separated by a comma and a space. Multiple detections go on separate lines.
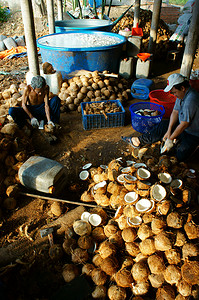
135, 199, 152, 212
137, 168, 151, 179
117, 174, 126, 184
158, 172, 172, 184
89, 214, 102, 226
146, 200, 155, 214
93, 181, 107, 190
100, 164, 108, 170
152, 184, 167, 201
82, 163, 92, 170
124, 175, 137, 182
114, 205, 123, 219
170, 179, 183, 189
134, 163, 147, 168
81, 211, 91, 222
79, 170, 89, 180
124, 192, 139, 203
121, 167, 132, 173
127, 216, 142, 226
126, 160, 136, 166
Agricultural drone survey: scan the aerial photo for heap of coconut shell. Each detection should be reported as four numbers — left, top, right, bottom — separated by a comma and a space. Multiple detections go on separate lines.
58, 70, 131, 113
60, 151, 199, 299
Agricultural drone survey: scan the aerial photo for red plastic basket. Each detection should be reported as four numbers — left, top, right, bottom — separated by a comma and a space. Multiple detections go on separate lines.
149, 89, 176, 118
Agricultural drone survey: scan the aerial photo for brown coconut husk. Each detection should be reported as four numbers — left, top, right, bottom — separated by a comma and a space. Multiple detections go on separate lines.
154, 232, 173, 251
142, 213, 153, 224
148, 273, 165, 288
175, 230, 187, 247
107, 181, 122, 195
92, 226, 106, 242
115, 267, 134, 288
92, 254, 104, 267
157, 200, 171, 215
104, 224, 118, 237
62, 237, 77, 255
166, 211, 184, 228
62, 264, 79, 283
156, 284, 175, 300
134, 253, 148, 263
82, 263, 95, 276
92, 285, 106, 299
163, 264, 182, 285
165, 248, 181, 265
137, 223, 153, 241
137, 189, 150, 197
81, 190, 94, 202
137, 180, 151, 190
110, 194, 122, 209
71, 248, 89, 264
93, 172, 108, 183
101, 256, 119, 276
177, 279, 192, 297
91, 268, 107, 286
122, 227, 137, 242
182, 243, 199, 260
139, 238, 156, 256
94, 193, 110, 207
124, 182, 137, 191
184, 221, 199, 240
125, 242, 140, 257
123, 205, 138, 218
131, 261, 150, 282
181, 261, 199, 285
107, 285, 126, 300
109, 231, 124, 248
121, 256, 134, 269
116, 214, 129, 230
131, 281, 150, 296
98, 240, 117, 259
73, 220, 92, 236
151, 217, 167, 234
147, 254, 165, 274
77, 235, 93, 250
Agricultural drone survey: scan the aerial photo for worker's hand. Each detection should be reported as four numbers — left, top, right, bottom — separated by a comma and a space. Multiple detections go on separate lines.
48, 120, 55, 127
163, 131, 171, 141
160, 138, 174, 154
31, 117, 39, 128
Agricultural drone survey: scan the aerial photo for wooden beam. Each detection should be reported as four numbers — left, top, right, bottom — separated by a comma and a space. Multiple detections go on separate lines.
148, 0, 162, 54
57, 0, 63, 20
46, 0, 55, 34
133, 0, 140, 28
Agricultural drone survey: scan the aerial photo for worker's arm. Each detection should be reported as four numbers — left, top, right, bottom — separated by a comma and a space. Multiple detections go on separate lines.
163, 109, 179, 141
44, 86, 51, 123
169, 121, 190, 140
22, 86, 34, 119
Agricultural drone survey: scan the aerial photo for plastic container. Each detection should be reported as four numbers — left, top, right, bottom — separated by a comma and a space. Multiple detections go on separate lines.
37, 31, 126, 79
127, 36, 142, 57
131, 78, 153, 100
119, 57, 134, 79
129, 102, 165, 134
54, 19, 113, 33
89, 0, 102, 7
81, 100, 125, 130
149, 89, 176, 119
18, 156, 68, 195
136, 58, 151, 78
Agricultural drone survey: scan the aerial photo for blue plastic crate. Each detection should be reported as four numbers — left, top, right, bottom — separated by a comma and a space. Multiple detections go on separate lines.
81, 100, 125, 130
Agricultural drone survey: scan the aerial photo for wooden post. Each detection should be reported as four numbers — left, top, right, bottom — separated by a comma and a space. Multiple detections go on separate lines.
57, 0, 63, 20
20, 0, 40, 77
148, 0, 162, 54
133, 0, 140, 28
180, 0, 199, 78
46, 0, 55, 34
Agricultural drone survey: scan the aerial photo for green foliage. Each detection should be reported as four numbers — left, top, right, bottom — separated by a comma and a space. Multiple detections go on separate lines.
169, 0, 187, 5
0, 5, 9, 23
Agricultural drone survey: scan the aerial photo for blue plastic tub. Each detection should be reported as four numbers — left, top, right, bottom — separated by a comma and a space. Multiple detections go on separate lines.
131, 79, 153, 100
81, 100, 125, 130
129, 102, 165, 134
89, 0, 102, 7
37, 31, 126, 79
54, 19, 113, 33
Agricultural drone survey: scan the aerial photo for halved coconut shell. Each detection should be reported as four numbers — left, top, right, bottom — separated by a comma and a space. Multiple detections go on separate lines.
158, 172, 172, 184
124, 175, 137, 184
81, 211, 91, 222
127, 216, 142, 227
135, 199, 152, 213
137, 180, 151, 190
79, 170, 89, 180
134, 163, 147, 168
124, 192, 139, 204
117, 174, 126, 184
170, 178, 183, 189
137, 168, 151, 181
89, 214, 102, 226
150, 184, 167, 201
121, 167, 132, 174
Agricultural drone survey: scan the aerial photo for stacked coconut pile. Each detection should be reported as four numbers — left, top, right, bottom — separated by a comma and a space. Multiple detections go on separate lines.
112, 9, 174, 60
58, 71, 131, 113
59, 152, 199, 299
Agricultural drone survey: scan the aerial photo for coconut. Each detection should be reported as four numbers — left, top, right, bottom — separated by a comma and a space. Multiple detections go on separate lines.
93, 180, 107, 194
124, 191, 139, 204
3, 197, 17, 210
89, 214, 102, 226
177, 279, 192, 297
181, 261, 199, 285
82, 263, 95, 276
71, 248, 89, 264
101, 256, 119, 276
49, 244, 63, 260
91, 268, 107, 286
107, 285, 126, 300
77, 235, 93, 250
122, 227, 137, 243
137, 223, 153, 241
125, 242, 140, 257
92, 285, 106, 299
131, 281, 150, 296
137, 180, 151, 190
62, 264, 79, 283
92, 254, 104, 267
150, 184, 167, 201
123, 205, 137, 218
148, 273, 165, 288
73, 220, 92, 236
166, 212, 183, 228
157, 200, 171, 215
164, 265, 182, 285
135, 199, 152, 213
175, 230, 187, 247
109, 231, 124, 248
134, 253, 148, 263
92, 227, 106, 242
116, 215, 129, 230
184, 221, 199, 240
90, 207, 108, 225
142, 213, 153, 224
94, 193, 110, 207
1, 123, 18, 136
121, 256, 134, 269
182, 243, 199, 260
98, 241, 116, 259
151, 217, 166, 234
154, 232, 173, 251
136, 168, 151, 180
165, 248, 181, 264
158, 172, 172, 184
115, 267, 134, 288
131, 261, 150, 282
139, 238, 156, 256
127, 216, 142, 227
156, 284, 175, 300
104, 224, 118, 237
50, 202, 63, 217
147, 254, 165, 274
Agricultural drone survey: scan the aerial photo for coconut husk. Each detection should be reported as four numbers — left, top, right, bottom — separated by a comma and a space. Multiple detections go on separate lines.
107, 181, 122, 195
139, 238, 156, 256
124, 181, 137, 191
92, 254, 104, 267
116, 214, 129, 230
137, 189, 150, 197
181, 261, 199, 285
92, 226, 106, 242
91, 268, 107, 286
122, 227, 137, 243
182, 243, 199, 260
110, 194, 122, 209
125, 241, 140, 257
163, 264, 182, 285
121, 256, 134, 269
94, 193, 110, 207
166, 211, 184, 228
177, 279, 192, 297
154, 232, 173, 251
134, 253, 148, 263
147, 254, 165, 274
77, 235, 93, 250
115, 267, 134, 288
80, 190, 94, 202
137, 223, 153, 241
82, 263, 95, 276
137, 180, 151, 190
98, 241, 116, 259
123, 205, 138, 218
157, 200, 171, 215
107, 285, 126, 300
92, 285, 106, 299
101, 256, 119, 276
131, 281, 150, 296
90, 207, 108, 225
156, 284, 175, 300
151, 217, 167, 234
109, 231, 124, 248
104, 224, 118, 237
165, 248, 181, 264
93, 172, 108, 183
62, 264, 79, 283
184, 221, 199, 240
175, 230, 187, 247
71, 248, 89, 264
142, 213, 153, 224
148, 273, 165, 288
131, 261, 150, 282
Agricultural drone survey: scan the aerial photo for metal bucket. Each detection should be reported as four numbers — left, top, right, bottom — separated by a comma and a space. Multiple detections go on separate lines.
37, 30, 126, 79
54, 19, 114, 33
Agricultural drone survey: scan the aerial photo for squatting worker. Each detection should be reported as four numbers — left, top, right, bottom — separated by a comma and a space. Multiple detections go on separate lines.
122, 73, 199, 161
9, 75, 60, 129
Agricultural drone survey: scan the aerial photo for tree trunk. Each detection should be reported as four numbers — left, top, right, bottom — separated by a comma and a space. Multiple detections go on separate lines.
47, 0, 55, 34
148, 0, 162, 54
133, 0, 140, 28
57, 0, 63, 20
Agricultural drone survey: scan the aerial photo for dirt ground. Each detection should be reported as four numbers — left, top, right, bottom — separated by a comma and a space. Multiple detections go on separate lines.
0, 6, 199, 300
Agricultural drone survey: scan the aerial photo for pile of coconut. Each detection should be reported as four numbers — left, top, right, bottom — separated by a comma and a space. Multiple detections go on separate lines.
59, 154, 199, 299
58, 71, 131, 113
